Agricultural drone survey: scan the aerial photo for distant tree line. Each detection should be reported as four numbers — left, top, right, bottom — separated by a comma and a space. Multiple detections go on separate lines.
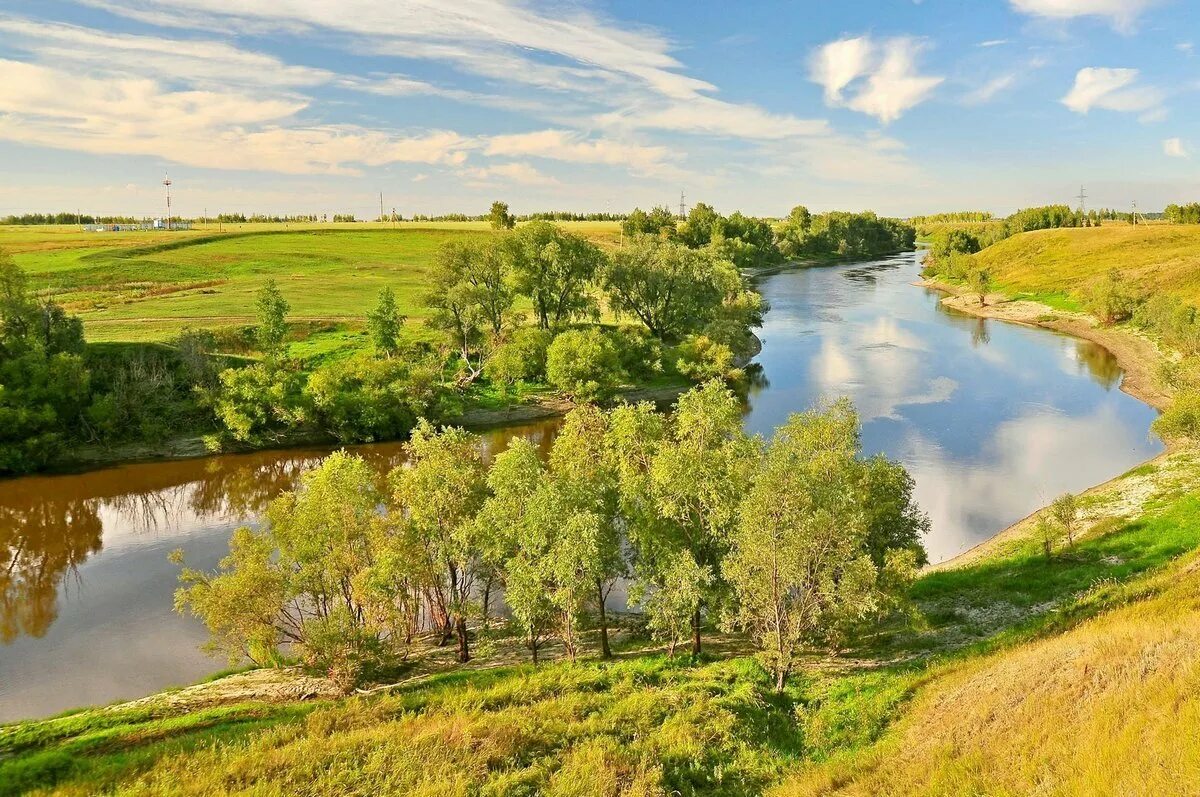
2, 212, 142, 225
909, 211, 995, 224
1164, 203, 1200, 224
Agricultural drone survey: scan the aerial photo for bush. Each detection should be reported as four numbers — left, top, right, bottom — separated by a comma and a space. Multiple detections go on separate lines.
1153, 390, 1200, 442
0, 351, 91, 473
1135, 295, 1200, 356
1084, 270, 1140, 325
675, 335, 740, 383
306, 354, 446, 442
545, 329, 624, 401
210, 363, 310, 444
607, 326, 663, 380
484, 327, 554, 386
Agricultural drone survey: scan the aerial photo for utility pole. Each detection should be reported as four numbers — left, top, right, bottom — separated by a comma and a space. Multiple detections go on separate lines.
163, 174, 173, 231
1131, 199, 1142, 226
391, 207, 397, 228
204, 207, 208, 230
679, 189, 687, 220
77, 208, 81, 231
1075, 185, 1087, 216
379, 192, 384, 224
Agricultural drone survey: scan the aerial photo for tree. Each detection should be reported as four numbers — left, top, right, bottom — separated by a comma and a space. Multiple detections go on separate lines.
506, 221, 604, 330
367, 287, 405, 358
484, 327, 553, 387
679, 203, 723, 248
425, 240, 516, 377
388, 421, 487, 662
174, 452, 398, 688
1049, 492, 1080, 547
255, 279, 290, 357
603, 236, 743, 341
966, 267, 992, 306
610, 380, 758, 655
725, 400, 923, 690
545, 328, 624, 402
1084, 269, 1139, 325
622, 206, 677, 238
488, 200, 515, 230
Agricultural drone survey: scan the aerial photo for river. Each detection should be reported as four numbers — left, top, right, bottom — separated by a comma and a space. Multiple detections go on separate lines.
0, 250, 1162, 722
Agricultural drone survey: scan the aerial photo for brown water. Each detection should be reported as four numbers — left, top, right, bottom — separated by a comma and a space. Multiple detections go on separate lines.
0, 251, 1162, 721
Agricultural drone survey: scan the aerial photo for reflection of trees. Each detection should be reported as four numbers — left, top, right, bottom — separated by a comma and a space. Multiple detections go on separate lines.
0, 492, 103, 642
970, 318, 991, 348
1074, 341, 1122, 390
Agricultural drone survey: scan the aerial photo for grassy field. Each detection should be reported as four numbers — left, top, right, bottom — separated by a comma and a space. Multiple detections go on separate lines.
4, 446, 1198, 796
3, 222, 624, 345
972, 224, 1200, 309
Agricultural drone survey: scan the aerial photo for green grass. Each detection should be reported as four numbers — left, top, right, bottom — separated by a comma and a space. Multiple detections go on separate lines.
973, 224, 1200, 308
6, 459, 1200, 796
5, 222, 622, 344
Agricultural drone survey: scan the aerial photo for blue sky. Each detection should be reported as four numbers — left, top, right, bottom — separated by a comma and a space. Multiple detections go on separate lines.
0, 0, 1196, 218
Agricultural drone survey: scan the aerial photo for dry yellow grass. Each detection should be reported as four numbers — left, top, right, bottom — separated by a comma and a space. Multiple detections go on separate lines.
775, 553, 1200, 797
974, 224, 1200, 306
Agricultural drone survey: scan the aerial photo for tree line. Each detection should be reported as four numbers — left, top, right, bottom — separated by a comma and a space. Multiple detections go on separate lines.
175, 379, 928, 692
1164, 203, 1200, 224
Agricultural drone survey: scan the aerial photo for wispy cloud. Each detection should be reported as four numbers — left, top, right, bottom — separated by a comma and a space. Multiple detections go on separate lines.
1061, 67, 1164, 115
809, 36, 943, 123
964, 74, 1018, 105
1163, 137, 1190, 158
1009, 0, 1157, 31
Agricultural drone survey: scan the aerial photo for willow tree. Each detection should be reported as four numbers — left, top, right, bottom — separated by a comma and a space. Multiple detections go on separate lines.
505, 221, 603, 330
388, 421, 487, 662
725, 400, 924, 691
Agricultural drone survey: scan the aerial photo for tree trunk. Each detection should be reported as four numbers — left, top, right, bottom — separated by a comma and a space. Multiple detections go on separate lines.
455, 614, 470, 663
690, 606, 702, 656
481, 575, 493, 630
596, 581, 612, 659
531, 632, 539, 664
775, 667, 787, 693
439, 617, 454, 647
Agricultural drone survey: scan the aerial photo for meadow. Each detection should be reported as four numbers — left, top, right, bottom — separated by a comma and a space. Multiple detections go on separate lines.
4, 222, 622, 347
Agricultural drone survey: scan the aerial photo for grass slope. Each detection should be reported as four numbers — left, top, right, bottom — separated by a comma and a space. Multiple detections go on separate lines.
973, 224, 1200, 309
4, 222, 622, 344
4, 449, 1198, 796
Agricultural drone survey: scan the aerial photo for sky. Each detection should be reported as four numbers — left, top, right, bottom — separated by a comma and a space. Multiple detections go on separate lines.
0, 0, 1196, 218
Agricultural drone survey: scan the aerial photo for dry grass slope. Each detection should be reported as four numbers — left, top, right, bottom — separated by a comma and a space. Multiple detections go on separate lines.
974, 225, 1200, 306
775, 551, 1200, 797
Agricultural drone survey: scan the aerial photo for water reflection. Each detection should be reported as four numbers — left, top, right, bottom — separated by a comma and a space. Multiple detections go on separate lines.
0, 251, 1163, 721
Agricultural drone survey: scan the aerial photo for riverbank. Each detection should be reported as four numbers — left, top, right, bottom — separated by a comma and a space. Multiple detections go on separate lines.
922, 277, 1182, 569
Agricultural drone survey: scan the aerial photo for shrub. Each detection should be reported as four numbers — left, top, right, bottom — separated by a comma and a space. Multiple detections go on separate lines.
608, 326, 663, 380
545, 328, 624, 401
484, 327, 554, 386
1084, 270, 1140, 325
210, 362, 310, 444
1153, 390, 1200, 442
675, 334, 740, 383
306, 354, 447, 442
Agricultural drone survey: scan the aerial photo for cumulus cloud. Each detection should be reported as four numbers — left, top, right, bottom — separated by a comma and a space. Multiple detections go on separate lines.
1163, 137, 1190, 158
1060, 67, 1164, 114
809, 36, 943, 123
1009, 0, 1157, 30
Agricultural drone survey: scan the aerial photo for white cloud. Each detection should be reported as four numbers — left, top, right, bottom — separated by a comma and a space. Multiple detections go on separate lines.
1009, 0, 1156, 30
458, 162, 559, 186
964, 74, 1017, 105
809, 36, 943, 123
594, 97, 828, 141
1163, 137, 1190, 158
0, 59, 472, 175
1061, 67, 1163, 114
978, 39, 1010, 47
484, 129, 671, 171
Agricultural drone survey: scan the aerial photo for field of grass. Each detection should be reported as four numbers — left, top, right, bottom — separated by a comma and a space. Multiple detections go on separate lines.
972, 224, 1200, 308
3, 222, 623, 344
5, 446, 1198, 796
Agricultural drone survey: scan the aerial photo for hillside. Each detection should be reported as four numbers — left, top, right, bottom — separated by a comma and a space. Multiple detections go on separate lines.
973, 224, 1200, 307
3, 222, 622, 344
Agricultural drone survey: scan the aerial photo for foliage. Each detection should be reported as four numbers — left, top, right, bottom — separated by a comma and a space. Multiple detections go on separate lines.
545, 328, 625, 401
483, 326, 554, 386
209, 362, 310, 444
622, 206, 678, 238
1152, 389, 1200, 441
305, 353, 446, 442
725, 400, 922, 689
1007, 204, 1081, 232
506, 220, 604, 330
777, 208, 916, 259
425, 238, 515, 361
928, 228, 981, 263
1163, 202, 1200, 224
604, 235, 746, 341
254, 279, 290, 357
1049, 492, 1080, 547
631, 551, 713, 655
675, 333, 741, 383
366, 287, 406, 358
487, 200, 515, 230
1084, 269, 1140, 325
1134, 294, 1200, 356
965, 266, 993, 306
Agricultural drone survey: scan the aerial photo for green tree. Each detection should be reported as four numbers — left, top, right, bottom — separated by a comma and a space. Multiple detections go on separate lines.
488, 200, 515, 230
966, 267, 993, 306
484, 327, 553, 387
603, 236, 743, 341
725, 400, 922, 690
425, 240, 516, 376
1084, 269, 1139, 325
388, 420, 487, 662
255, 279, 290, 358
507, 221, 604, 330
679, 202, 723, 248
545, 328, 624, 401
1049, 492, 1080, 547
610, 380, 758, 655
367, 287, 405, 358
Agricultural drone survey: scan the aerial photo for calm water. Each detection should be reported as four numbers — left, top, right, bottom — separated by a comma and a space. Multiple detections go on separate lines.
0, 251, 1162, 721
